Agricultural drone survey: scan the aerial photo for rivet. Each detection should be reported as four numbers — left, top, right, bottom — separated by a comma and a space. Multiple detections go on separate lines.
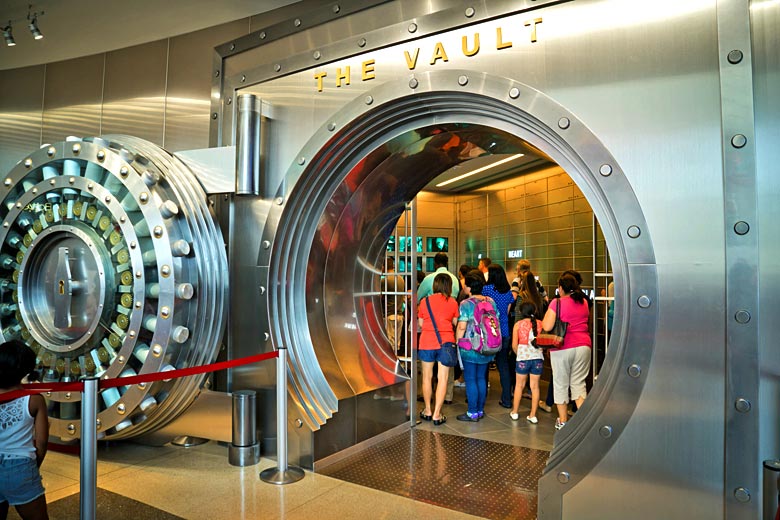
731, 134, 747, 148
24, 158, 32, 168
734, 487, 751, 503
4, 179, 11, 187
69, 177, 75, 184
160, 306, 170, 318
136, 270, 143, 278
32, 188, 37, 194
15, 202, 21, 209
65, 392, 71, 399
509, 87, 520, 99
557, 471, 570, 484
627, 225, 641, 238
295, 419, 303, 428
117, 356, 125, 363
734, 221, 750, 235
128, 330, 136, 338
72, 144, 81, 154
332, 4, 340, 13
409, 78, 419, 89
120, 215, 126, 224
558, 117, 571, 130
274, 64, 281, 72
87, 183, 94, 190
297, 157, 306, 166
152, 344, 163, 357
260, 31, 266, 40
97, 150, 106, 161
47, 146, 55, 157
259, 286, 266, 295
735, 398, 751, 413
117, 403, 126, 415
139, 193, 149, 204
226, 98, 232, 105
2, 222, 7, 228
153, 225, 163, 238
294, 18, 301, 27
465, 7, 475, 17
599, 425, 613, 438
408, 23, 417, 33
628, 364, 641, 378
637, 295, 651, 308
327, 122, 336, 131
358, 38, 367, 48
735, 310, 751, 324
727, 50, 743, 64
67, 424, 76, 434
241, 75, 246, 83
96, 419, 102, 428
161, 265, 171, 277
135, 301, 141, 309
313, 50, 321, 60
365, 95, 374, 105
262, 240, 271, 250
214, 70, 220, 78
458, 75, 469, 86
104, 195, 112, 204
230, 43, 236, 51
599, 164, 613, 176
264, 332, 270, 341
49, 179, 56, 186
130, 241, 137, 249
275, 197, 284, 205
212, 113, 218, 120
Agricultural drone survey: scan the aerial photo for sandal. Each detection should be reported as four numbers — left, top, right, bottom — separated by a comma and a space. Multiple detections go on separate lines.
432, 415, 447, 426
419, 410, 432, 421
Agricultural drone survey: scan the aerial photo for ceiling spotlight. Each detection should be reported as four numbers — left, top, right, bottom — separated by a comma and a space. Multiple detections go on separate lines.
2, 24, 15, 47
27, 15, 42, 40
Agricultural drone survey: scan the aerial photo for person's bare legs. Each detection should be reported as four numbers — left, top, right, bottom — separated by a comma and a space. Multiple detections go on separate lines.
14, 494, 48, 520
574, 395, 585, 409
528, 374, 541, 418
556, 403, 568, 424
0, 500, 9, 520
511, 373, 528, 416
421, 360, 434, 416
433, 364, 450, 420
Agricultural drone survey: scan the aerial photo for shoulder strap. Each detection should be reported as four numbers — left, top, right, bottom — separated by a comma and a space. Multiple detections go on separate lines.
424, 296, 444, 347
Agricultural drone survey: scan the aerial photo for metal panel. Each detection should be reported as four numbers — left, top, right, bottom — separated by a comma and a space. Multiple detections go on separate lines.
102, 40, 168, 144
41, 54, 103, 145
166, 19, 250, 152
0, 65, 44, 174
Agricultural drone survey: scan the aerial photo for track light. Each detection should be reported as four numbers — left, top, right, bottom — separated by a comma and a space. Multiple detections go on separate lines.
27, 15, 42, 40
2, 24, 15, 47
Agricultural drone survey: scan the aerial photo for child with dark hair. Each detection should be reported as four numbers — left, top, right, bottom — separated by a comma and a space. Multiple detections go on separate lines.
510, 302, 544, 423
0, 340, 49, 520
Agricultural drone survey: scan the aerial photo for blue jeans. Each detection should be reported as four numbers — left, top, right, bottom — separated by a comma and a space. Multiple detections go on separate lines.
496, 336, 513, 405
463, 361, 489, 415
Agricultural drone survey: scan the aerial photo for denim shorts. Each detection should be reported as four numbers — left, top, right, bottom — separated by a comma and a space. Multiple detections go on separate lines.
0, 455, 45, 506
418, 344, 457, 367
515, 358, 544, 376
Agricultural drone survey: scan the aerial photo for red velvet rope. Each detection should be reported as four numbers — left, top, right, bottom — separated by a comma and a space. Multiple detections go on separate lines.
0, 350, 279, 402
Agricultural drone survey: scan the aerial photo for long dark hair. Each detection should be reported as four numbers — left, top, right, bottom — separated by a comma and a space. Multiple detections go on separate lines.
432, 273, 453, 299
519, 302, 538, 347
0, 340, 37, 388
559, 273, 585, 303
519, 272, 543, 315
486, 264, 511, 293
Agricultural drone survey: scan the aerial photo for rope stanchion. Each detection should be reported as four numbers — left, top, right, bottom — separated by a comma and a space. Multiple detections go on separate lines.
80, 378, 98, 520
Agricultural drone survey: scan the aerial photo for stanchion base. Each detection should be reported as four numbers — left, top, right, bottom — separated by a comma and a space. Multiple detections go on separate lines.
229, 443, 260, 467
171, 436, 209, 447
259, 465, 305, 485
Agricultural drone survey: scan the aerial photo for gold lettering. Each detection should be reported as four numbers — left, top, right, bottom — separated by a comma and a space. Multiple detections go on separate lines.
314, 71, 327, 92
525, 18, 543, 43
404, 48, 420, 70
496, 27, 512, 50
361, 59, 376, 81
335, 66, 351, 87
462, 33, 480, 57
429, 42, 449, 65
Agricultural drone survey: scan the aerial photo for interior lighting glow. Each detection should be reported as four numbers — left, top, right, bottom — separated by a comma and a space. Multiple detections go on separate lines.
436, 153, 524, 187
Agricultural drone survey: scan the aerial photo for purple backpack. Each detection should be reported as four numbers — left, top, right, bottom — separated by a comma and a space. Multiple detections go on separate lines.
460, 297, 502, 355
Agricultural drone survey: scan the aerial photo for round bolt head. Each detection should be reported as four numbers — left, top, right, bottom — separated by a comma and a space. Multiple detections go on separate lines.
295, 419, 304, 428
262, 240, 271, 250
733, 221, 749, 235
327, 122, 336, 131
458, 75, 469, 86
735, 398, 751, 413
465, 7, 476, 17
297, 157, 306, 166
627, 225, 641, 238
409, 78, 419, 89
557, 471, 570, 484
332, 4, 340, 13
408, 23, 418, 33
23, 158, 32, 168
260, 31, 266, 40
509, 87, 520, 99
599, 425, 613, 438
558, 117, 571, 130
628, 364, 641, 378
727, 49, 743, 64
735, 309, 751, 324
358, 37, 367, 47
599, 164, 613, 176
47, 146, 55, 157
731, 134, 747, 148
734, 487, 750, 503
274, 63, 282, 72
637, 295, 652, 308
365, 95, 374, 105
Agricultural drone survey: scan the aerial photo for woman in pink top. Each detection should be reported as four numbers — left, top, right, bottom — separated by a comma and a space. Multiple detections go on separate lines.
417, 274, 459, 426
542, 273, 591, 430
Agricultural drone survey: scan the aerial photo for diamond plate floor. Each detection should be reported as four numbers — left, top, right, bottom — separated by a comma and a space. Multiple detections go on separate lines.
319, 428, 548, 520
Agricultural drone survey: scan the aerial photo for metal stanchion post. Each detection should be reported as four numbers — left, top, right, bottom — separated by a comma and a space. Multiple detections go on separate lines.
763, 460, 780, 520
259, 347, 304, 484
80, 378, 98, 520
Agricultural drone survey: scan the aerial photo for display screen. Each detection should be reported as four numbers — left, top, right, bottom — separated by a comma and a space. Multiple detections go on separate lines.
397, 236, 423, 253
425, 257, 436, 272
386, 236, 395, 252
426, 237, 448, 252
397, 257, 423, 273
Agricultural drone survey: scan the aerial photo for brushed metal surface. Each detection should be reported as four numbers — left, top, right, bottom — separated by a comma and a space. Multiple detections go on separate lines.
41, 55, 103, 146
0, 65, 45, 175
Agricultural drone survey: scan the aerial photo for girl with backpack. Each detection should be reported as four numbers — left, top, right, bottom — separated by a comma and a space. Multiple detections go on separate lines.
0, 340, 49, 520
455, 270, 499, 422
482, 264, 516, 410
509, 302, 544, 423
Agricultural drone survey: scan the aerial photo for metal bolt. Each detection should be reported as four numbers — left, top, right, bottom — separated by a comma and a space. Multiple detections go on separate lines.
212, 113, 218, 120
727, 50, 743, 64
294, 18, 301, 27
153, 225, 163, 238
458, 75, 469, 86
274, 64, 281, 72
139, 192, 149, 204
260, 31, 266, 40
637, 295, 651, 308
332, 5, 340, 13
327, 122, 336, 131
120, 166, 129, 176
72, 144, 81, 154
230, 43, 235, 51
214, 70, 220, 78
599, 425, 613, 438
24, 158, 32, 168
160, 306, 170, 318
3, 179, 10, 186
408, 23, 417, 33
628, 364, 641, 378
731, 134, 747, 148
47, 146, 55, 157
160, 265, 171, 277
226, 98, 232, 105
735, 398, 751, 413
105, 195, 112, 204
97, 150, 106, 161
275, 197, 284, 205
365, 95, 374, 105
358, 37, 367, 48
558, 117, 571, 130
259, 286, 266, 295
295, 419, 303, 428
735, 310, 751, 324
241, 75, 246, 83
313, 50, 321, 60
627, 225, 641, 238
264, 332, 270, 341
557, 471, 570, 484
409, 78, 419, 89
262, 240, 271, 250
465, 7, 476, 17
734, 221, 749, 235
297, 157, 306, 166
734, 487, 750, 503
599, 164, 613, 177
509, 87, 520, 99
67, 424, 76, 434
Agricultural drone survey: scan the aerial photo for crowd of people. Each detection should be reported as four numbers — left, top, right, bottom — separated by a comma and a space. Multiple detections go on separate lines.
409, 253, 593, 431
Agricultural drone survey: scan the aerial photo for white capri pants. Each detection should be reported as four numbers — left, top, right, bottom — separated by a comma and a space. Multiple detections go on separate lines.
550, 346, 591, 404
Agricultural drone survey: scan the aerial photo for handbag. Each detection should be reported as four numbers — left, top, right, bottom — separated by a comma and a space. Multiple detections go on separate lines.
535, 298, 568, 348
424, 296, 458, 367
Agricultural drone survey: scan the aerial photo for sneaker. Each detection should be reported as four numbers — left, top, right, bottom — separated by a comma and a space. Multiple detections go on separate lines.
477, 411, 484, 419
509, 412, 519, 421
526, 416, 538, 424
456, 412, 480, 422
555, 418, 566, 430
538, 401, 553, 413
